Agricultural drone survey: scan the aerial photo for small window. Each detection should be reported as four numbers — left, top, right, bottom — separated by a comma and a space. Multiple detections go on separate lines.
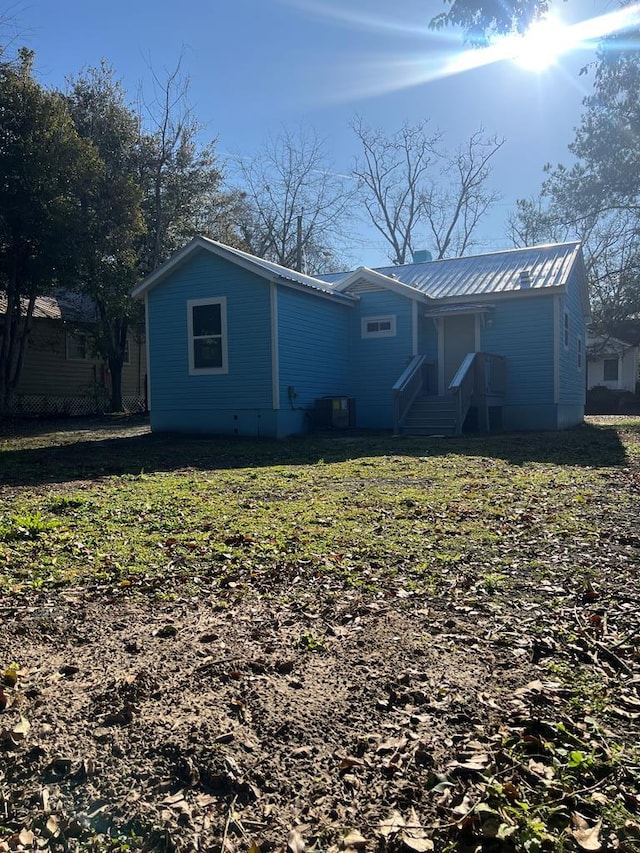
577, 337, 583, 371
563, 312, 569, 348
187, 297, 228, 374
603, 358, 619, 382
362, 315, 396, 338
66, 333, 88, 361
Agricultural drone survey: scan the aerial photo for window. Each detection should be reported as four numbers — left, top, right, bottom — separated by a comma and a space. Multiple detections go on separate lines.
362, 315, 396, 338
603, 358, 619, 382
187, 297, 228, 374
563, 312, 569, 348
66, 333, 88, 361
577, 337, 583, 370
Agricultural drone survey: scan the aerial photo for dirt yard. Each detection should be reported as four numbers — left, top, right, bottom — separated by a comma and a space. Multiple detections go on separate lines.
1, 416, 639, 852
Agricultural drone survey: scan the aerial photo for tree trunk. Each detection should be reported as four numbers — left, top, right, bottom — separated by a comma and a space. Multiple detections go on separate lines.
108, 356, 125, 412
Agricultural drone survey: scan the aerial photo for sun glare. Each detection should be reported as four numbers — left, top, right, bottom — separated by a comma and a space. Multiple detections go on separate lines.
288, 0, 640, 101
511, 17, 571, 71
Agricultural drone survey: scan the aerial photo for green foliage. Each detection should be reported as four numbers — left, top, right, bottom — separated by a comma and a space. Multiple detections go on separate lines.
48, 494, 87, 513
0, 511, 57, 541
65, 62, 146, 412
430, 0, 551, 43
297, 632, 326, 652
510, 26, 640, 333
0, 49, 100, 414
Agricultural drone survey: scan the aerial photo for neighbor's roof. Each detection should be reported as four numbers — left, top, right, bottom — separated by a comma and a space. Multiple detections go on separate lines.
323, 242, 585, 300
0, 291, 97, 323
132, 236, 356, 304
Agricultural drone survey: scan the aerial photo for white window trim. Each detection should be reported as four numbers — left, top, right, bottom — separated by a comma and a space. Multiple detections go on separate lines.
602, 357, 619, 383
66, 332, 89, 361
187, 297, 229, 376
577, 336, 583, 371
361, 315, 397, 339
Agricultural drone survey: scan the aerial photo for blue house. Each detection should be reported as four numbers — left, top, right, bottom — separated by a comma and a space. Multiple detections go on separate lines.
132, 237, 590, 437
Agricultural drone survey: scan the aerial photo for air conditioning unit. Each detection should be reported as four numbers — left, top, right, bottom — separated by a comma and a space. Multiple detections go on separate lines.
314, 396, 356, 430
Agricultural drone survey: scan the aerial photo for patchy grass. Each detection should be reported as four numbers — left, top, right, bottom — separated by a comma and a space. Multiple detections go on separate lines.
0, 415, 639, 852
0, 417, 637, 599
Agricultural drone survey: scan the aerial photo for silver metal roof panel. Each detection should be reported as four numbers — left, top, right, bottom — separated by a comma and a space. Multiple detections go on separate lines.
322, 242, 582, 299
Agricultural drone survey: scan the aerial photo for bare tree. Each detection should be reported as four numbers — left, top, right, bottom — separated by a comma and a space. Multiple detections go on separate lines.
233, 128, 353, 274
353, 119, 504, 263
352, 118, 440, 265
137, 57, 239, 275
423, 129, 504, 258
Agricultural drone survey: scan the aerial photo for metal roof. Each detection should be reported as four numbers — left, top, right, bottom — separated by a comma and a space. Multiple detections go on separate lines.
133, 236, 355, 303
321, 242, 583, 299
424, 302, 493, 317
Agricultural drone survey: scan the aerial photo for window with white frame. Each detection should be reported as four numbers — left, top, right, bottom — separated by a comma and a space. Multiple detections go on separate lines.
563, 312, 569, 348
66, 332, 89, 361
187, 297, 228, 374
603, 357, 619, 382
361, 315, 396, 338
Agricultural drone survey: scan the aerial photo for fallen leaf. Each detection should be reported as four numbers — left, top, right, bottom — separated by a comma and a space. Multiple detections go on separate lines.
571, 814, 602, 851
379, 810, 405, 839
377, 736, 408, 754
287, 827, 305, 853
11, 716, 30, 741
18, 829, 34, 846
342, 831, 366, 849
46, 815, 60, 837
402, 808, 434, 852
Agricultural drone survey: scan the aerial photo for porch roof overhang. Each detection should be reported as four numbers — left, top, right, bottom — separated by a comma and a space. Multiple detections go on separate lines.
332, 266, 433, 303
424, 302, 494, 318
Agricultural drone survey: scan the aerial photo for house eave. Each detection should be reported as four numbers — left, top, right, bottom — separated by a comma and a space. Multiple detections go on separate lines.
333, 266, 433, 303
132, 236, 355, 305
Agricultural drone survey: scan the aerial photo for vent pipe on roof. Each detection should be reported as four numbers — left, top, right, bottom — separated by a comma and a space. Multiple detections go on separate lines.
412, 249, 432, 264
519, 269, 532, 289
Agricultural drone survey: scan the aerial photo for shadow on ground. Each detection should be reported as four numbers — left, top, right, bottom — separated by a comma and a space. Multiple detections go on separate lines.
0, 413, 634, 487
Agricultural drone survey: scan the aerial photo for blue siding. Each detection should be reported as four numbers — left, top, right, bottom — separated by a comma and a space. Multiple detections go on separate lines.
277, 285, 351, 427
349, 290, 416, 428
148, 251, 273, 433
559, 270, 587, 411
480, 293, 556, 406
478, 292, 560, 430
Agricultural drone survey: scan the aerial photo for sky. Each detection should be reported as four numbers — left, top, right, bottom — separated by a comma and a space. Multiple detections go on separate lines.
5, 0, 612, 267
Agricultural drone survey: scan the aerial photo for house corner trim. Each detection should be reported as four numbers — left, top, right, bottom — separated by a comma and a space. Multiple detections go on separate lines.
270, 283, 280, 410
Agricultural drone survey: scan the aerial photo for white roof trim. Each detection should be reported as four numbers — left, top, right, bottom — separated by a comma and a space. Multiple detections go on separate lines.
333, 266, 433, 302
132, 236, 355, 305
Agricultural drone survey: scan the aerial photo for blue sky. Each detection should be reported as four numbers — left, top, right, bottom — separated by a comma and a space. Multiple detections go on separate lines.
9, 0, 605, 267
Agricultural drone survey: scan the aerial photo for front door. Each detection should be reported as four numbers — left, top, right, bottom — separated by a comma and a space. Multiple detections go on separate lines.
441, 314, 477, 392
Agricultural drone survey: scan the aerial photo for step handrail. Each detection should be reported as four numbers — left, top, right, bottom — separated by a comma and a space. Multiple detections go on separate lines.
393, 354, 427, 435
448, 352, 506, 434
448, 353, 476, 435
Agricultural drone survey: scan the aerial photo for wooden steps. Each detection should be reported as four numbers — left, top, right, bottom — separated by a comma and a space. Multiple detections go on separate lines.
399, 395, 458, 436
